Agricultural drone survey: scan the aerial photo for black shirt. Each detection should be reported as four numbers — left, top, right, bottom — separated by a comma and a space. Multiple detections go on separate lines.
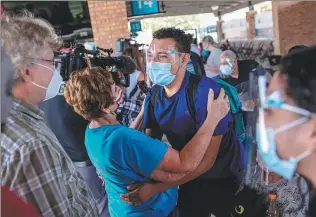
39, 95, 89, 162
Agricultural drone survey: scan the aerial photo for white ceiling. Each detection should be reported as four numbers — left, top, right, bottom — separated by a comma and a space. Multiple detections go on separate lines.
161, 1, 264, 17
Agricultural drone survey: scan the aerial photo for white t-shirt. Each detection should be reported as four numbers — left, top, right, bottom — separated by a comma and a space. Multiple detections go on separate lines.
205, 48, 222, 78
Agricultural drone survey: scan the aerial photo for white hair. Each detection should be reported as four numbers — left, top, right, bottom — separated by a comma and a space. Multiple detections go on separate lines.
1, 12, 62, 79
220, 50, 237, 62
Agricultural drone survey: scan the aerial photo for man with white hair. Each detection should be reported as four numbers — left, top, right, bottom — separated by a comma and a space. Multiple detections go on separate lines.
217, 50, 271, 123
1, 14, 99, 217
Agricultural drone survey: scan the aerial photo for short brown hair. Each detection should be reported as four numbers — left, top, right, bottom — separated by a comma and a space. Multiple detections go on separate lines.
64, 67, 114, 120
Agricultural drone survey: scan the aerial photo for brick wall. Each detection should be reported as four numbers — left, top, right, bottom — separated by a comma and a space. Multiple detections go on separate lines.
246, 11, 256, 40
88, 1, 130, 50
272, 1, 316, 55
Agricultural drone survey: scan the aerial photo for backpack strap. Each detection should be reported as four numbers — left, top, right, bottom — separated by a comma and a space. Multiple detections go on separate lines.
188, 75, 202, 119
150, 85, 161, 107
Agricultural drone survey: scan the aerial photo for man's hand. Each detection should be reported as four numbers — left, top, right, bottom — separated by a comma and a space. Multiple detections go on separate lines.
120, 182, 158, 206
207, 88, 230, 123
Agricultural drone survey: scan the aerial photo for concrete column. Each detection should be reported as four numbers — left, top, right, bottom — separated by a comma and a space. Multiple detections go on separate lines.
88, 1, 130, 50
246, 10, 257, 40
216, 20, 224, 42
272, 1, 316, 55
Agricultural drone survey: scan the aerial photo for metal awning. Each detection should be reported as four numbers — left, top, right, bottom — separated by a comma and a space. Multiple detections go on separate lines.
127, 1, 264, 19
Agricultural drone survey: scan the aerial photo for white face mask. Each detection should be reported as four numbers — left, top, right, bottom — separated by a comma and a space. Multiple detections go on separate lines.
31, 62, 63, 101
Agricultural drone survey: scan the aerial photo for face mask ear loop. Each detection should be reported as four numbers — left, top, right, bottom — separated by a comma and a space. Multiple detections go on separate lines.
275, 117, 309, 134
291, 149, 312, 162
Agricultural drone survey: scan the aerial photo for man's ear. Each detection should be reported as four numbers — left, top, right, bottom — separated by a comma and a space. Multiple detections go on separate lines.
18, 68, 32, 83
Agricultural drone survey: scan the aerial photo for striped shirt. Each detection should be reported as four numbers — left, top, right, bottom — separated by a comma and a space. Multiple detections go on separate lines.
1, 99, 99, 217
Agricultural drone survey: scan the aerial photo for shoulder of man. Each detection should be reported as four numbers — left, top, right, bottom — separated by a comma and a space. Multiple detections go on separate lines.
238, 60, 260, 74
196, 75, 222, 95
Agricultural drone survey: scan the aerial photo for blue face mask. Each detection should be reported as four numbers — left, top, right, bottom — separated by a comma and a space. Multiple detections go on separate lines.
147, 62, 175, 86
256, 77, 314, 179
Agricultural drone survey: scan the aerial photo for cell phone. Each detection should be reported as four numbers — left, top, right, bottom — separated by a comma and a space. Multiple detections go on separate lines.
268, 55, 282, 66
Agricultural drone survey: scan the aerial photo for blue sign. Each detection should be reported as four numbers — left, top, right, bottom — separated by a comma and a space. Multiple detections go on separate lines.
206, 25, 217, 33
130, 20, 142, 33
131, 1, 159, 16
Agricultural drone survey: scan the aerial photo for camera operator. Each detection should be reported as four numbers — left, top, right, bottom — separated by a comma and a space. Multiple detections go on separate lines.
1, 13, 98, 217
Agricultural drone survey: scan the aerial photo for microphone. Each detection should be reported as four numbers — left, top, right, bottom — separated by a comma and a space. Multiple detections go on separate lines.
114, 55, 137, 75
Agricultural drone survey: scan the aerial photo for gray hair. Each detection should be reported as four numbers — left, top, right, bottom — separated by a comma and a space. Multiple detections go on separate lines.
202, 35, 216, 45
1, 12, 62, 79
220, 50, 237, 62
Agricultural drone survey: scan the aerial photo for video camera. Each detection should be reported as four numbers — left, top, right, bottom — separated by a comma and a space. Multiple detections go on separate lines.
115, 37, 148, 53
55, 44, 137, 87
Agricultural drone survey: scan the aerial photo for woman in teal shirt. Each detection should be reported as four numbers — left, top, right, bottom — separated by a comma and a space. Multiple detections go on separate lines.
65, 67, 229, 217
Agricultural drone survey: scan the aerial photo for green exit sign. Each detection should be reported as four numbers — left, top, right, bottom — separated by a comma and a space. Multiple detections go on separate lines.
130, 20, 142, 33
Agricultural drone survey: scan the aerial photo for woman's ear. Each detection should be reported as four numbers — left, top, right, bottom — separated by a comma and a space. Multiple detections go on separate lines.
101, 107, 111, 115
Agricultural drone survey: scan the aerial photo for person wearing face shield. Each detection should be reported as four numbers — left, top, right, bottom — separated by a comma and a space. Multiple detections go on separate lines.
216, 50, 271, 128
217, 50, 271, 111
120, 28, 244, 217
1, 14, 99, 217
256, 46, 316, 217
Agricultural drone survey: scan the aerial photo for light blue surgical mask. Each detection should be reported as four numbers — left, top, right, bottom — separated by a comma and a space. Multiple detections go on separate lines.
147, 62, 175, 86
256, 76, 314, 179
220, 65, 233, 75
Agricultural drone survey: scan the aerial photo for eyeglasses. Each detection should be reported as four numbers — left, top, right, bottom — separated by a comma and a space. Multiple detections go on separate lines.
26, 57, 62, 65
146, 50, 183, 64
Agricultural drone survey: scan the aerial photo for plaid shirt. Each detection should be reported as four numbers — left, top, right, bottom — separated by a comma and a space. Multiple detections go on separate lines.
1, 100, 99, 217
116, 96, 143, 127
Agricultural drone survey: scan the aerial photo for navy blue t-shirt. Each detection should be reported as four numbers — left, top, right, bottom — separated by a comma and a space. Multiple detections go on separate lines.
143, 71, 244, 179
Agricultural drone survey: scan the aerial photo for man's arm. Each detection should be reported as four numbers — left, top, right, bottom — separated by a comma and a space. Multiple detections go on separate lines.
1, 139, 98, 217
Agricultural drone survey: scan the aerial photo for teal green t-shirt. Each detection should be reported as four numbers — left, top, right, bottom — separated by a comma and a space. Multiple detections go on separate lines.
85, 124, 177, 217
